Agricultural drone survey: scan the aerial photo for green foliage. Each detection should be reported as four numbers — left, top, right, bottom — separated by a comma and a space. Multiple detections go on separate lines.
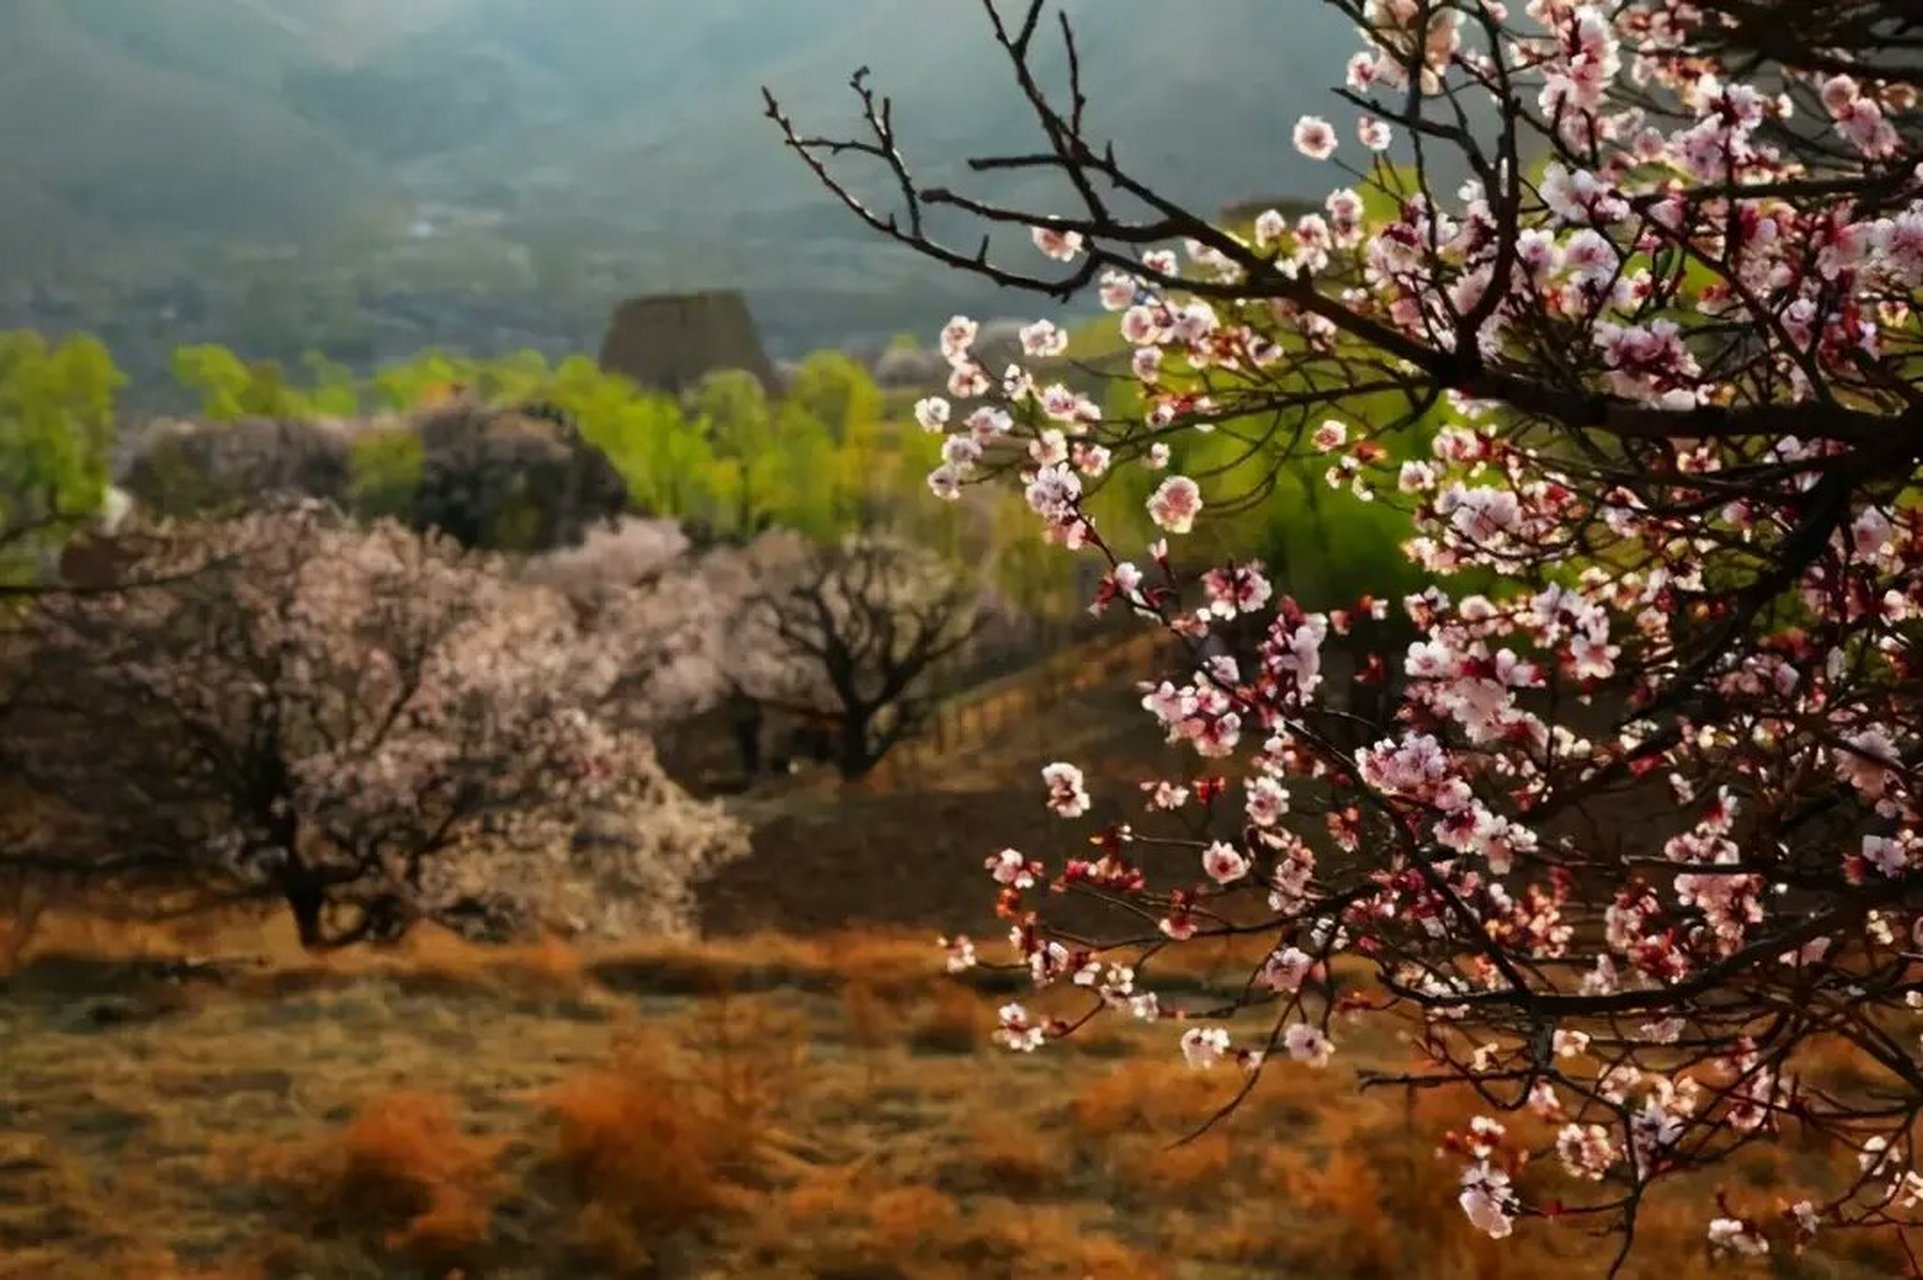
370, 350, 475, 413
691, 370, 779, 531
347, 427, 424, 521
301, 352, 362, 418
172, 344, 317, 421
152, 319, 1444, 616
0, 330, 121, 577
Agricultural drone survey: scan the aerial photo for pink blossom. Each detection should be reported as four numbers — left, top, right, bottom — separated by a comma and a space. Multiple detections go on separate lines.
1181, 1025, 1231, 1069
995, 1003, 1046, 1052
1458, 1165, 1515, 1238
1031, 225, 1084, 261
1260, 946, 1312, 993
1147, 476, 1204, 534
1043, 762, 1091, 817
1293, 115, 1337, 160
1284, 1022, 1334, 1067
913, 396, 950, 432
1202, 840, 1250, 884
939, 315, 978, 363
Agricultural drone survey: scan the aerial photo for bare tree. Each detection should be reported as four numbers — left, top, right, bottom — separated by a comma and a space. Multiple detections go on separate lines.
747, 536, 983, 780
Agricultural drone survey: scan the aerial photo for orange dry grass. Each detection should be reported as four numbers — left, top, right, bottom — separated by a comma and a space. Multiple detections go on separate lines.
537, 1010, 805, 1266
584, 926, 939, 998
910, 980, 990, 1053
966, 1200, 1170, 1280
811, 928, 950, 995
542, 1055, 736, 1239
866, 1185, 962, 1254
16, 910, 1921, 1280
1069, 1058, 1240, 1138
960, 1115, 1063, 1195
7, 906, 309, 970
840, 977, 899, 1050
252, 1090, 505, 1266
1114, 1129, 1236, 1208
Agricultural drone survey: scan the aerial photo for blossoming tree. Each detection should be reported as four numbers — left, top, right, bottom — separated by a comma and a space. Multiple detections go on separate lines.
772, 0, 1923, 1267
4, 504, 747, 947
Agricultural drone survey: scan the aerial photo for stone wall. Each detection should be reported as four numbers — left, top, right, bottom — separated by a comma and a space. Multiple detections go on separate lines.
597, 290, 779, 397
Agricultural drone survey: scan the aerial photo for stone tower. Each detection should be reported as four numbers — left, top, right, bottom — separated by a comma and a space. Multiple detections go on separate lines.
597, 290, 780, 397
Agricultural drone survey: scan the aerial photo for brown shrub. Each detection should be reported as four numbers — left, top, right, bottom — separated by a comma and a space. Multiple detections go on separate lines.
960, 1116, 1062, 1196
254, 1090, 504, 1267
540, 1003, 810, 1266
783, 1161, 867, 1224
812, 928, 944, 997
841, 978, 897, 1051
964, 1200, 1168, 1279
1131, 1130, 1236, 1206
491, 935, 587, 987
1265, 1147, 1401, 1274
690, 993, 811, 1143
910, 982, 988, 1054
866, 1185, 962, 1254
542, 1056, 732, 1245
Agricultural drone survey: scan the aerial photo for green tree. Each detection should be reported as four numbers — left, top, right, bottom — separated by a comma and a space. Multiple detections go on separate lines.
370, 350, 479, 413
690, 370, 783, 534
529, 357, 721, 526
172, 345, 313, 421
0, 331, 121, 578
785, 351, 883, 442
347, 427, 425, 522
301, 352, 362, 419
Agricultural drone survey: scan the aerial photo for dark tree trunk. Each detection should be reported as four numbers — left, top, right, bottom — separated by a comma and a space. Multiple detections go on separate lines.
837, 710, 879, 780
286, 875, 328, 950
730, 695, 764, 781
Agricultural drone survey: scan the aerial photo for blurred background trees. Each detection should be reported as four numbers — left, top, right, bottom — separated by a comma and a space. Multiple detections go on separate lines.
0, 317, 1431, 950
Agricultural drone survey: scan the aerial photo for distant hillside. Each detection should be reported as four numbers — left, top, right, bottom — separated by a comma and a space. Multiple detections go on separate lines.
403, 0, 1357, 216
0, 0, 397, 248
0, 0, 1365, 373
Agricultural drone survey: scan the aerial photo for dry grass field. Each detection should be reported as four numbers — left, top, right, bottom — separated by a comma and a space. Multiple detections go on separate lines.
0, 909, 1908, 1280
0, 664, 1906, 1279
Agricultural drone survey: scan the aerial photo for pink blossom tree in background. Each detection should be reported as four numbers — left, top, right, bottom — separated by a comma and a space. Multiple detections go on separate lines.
523, 515, 741, 732
3, 504, 747, 947
773, 0, 1923, 1266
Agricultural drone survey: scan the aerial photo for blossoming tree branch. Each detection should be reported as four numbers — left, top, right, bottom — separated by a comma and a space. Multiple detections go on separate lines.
769, 0, 1923, 1268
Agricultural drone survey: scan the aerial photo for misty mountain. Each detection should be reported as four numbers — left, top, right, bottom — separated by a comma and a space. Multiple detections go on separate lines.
1, 0, 1362, 367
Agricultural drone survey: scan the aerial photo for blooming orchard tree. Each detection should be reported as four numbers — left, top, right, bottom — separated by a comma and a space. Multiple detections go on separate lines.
774, 0, 1923, 1268
523, 516, 741, 731
3, 504, 746, 947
